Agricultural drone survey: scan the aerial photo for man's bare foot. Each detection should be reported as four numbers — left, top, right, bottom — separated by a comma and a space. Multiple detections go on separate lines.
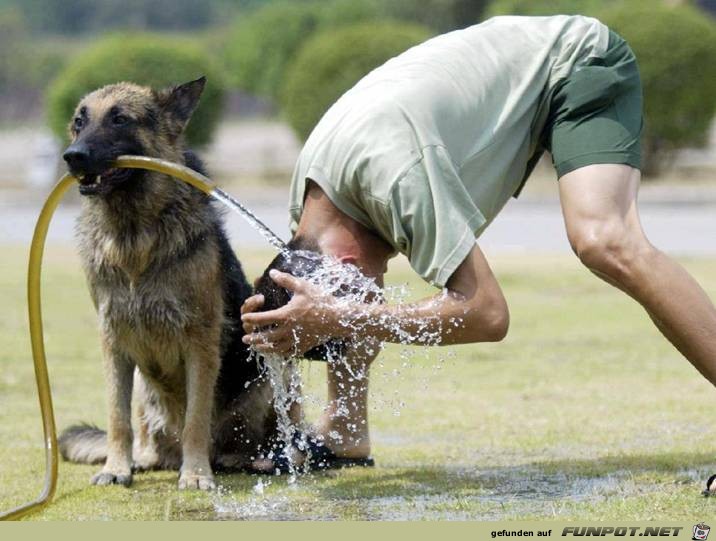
312, 418, 371, 459
249, 426, 373, 474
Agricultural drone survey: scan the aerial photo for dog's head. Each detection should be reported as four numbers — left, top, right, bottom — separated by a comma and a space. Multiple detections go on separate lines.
62, 76, 205, 196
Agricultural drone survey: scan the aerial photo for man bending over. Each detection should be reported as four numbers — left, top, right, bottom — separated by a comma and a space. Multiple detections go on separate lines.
240, 15, 716, 470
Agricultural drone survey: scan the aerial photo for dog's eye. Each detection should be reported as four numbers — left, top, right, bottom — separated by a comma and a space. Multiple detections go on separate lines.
112, 114, 129, 126
73, 117, 84, 131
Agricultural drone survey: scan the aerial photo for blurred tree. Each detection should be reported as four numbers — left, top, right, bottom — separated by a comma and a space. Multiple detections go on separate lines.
223, 0, 380, 100
46, 35, 225, 145
0, 6, 26, 92
320, 0, 382, 27
0, 6, 65, 90
18, 0, 96, 34
2, 0, 238, 34
486, 0, 616, 17
281, 21, 432, 140
0, 6, 70, 121
212, 0, 275, 20
695, 0, 716, 16
383, 0, 490, 32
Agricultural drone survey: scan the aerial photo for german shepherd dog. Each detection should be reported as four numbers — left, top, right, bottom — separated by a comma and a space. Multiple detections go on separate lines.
58, 77, 280, 490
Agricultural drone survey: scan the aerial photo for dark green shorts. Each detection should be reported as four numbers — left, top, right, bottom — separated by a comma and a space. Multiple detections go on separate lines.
546, 30, 643, 177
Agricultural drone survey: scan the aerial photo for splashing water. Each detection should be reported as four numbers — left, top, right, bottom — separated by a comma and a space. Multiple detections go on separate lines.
246, 251, 452, 476
210, 187, 455, 477
256, 353, 305, 480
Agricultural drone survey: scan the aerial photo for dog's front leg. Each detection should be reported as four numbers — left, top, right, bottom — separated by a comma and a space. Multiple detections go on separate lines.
92, 347, 134, 487
178, 343, 219, 491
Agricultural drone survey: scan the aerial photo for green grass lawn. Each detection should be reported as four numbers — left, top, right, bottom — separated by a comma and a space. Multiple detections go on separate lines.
1, 244, 716, 520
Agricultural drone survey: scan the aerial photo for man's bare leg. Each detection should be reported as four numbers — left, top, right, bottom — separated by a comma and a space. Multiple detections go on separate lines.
559, 164, 716, 384
250, 340, 375, 473
313, 339, 378, 458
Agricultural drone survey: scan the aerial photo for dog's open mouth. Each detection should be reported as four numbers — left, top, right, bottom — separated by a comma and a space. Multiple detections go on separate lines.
76, 167, 133, 195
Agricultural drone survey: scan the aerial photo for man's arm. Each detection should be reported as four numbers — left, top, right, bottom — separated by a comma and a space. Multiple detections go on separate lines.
241, 244, 509, 355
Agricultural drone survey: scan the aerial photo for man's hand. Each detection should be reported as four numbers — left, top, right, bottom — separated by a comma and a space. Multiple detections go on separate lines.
241, 269, 346, 356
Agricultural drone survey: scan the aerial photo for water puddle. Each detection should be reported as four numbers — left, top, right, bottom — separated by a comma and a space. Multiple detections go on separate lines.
209, 466, 662, 520
213, 490, 305, 521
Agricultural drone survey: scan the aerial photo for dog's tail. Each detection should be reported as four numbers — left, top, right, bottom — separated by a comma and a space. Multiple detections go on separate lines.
58, 423, 107, 464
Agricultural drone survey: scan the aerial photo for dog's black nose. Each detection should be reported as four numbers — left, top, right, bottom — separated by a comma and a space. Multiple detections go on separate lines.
63, 144, 90, 170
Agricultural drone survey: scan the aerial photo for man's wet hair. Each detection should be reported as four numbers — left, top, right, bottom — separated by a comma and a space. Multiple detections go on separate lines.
254, 236, 345, 361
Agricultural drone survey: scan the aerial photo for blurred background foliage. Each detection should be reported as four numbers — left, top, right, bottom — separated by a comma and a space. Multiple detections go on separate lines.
281, 21, 432, 140
46, 35, 225, 146
0, 0, 714, 173
222, 0, 381, 101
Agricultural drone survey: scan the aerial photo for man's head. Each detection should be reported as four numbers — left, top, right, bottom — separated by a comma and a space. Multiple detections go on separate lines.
62, 77, 205, 197
250, 180, 395, 360
254, 237, 347, 360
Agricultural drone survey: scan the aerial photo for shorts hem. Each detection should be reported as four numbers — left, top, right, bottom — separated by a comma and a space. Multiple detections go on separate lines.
555, 151, 641, 178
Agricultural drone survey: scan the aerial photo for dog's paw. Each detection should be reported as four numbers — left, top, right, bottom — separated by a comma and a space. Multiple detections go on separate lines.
178, 472, 216, 491
91, 470, 133, 487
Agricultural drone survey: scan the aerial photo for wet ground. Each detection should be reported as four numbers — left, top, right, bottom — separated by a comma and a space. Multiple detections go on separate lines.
208, 467, 637, 521
199, 463, 714, 521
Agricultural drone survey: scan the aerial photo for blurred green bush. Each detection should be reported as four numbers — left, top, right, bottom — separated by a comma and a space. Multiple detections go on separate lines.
46, 34, 225, 145
221, 0, 491, 102
281, 21, 432, 141
222, 0, 380, 101
601, 2, 716, 174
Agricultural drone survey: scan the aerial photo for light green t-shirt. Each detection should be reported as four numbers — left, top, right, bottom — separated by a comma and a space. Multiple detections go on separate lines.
288, 15, 609, 287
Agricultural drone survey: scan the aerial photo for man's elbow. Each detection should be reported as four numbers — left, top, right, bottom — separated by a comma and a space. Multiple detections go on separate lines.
466, 294, 510, 343
483, 303, 510, 342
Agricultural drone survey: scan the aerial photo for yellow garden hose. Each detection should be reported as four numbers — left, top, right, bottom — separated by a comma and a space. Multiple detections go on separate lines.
0, 156, 215, 520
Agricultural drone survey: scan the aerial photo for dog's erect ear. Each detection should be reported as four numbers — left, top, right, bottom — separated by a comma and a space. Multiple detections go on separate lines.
156, 76, 206, 128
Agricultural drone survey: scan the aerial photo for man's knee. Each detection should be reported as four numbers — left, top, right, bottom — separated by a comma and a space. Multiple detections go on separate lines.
567, 219, 653, 283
